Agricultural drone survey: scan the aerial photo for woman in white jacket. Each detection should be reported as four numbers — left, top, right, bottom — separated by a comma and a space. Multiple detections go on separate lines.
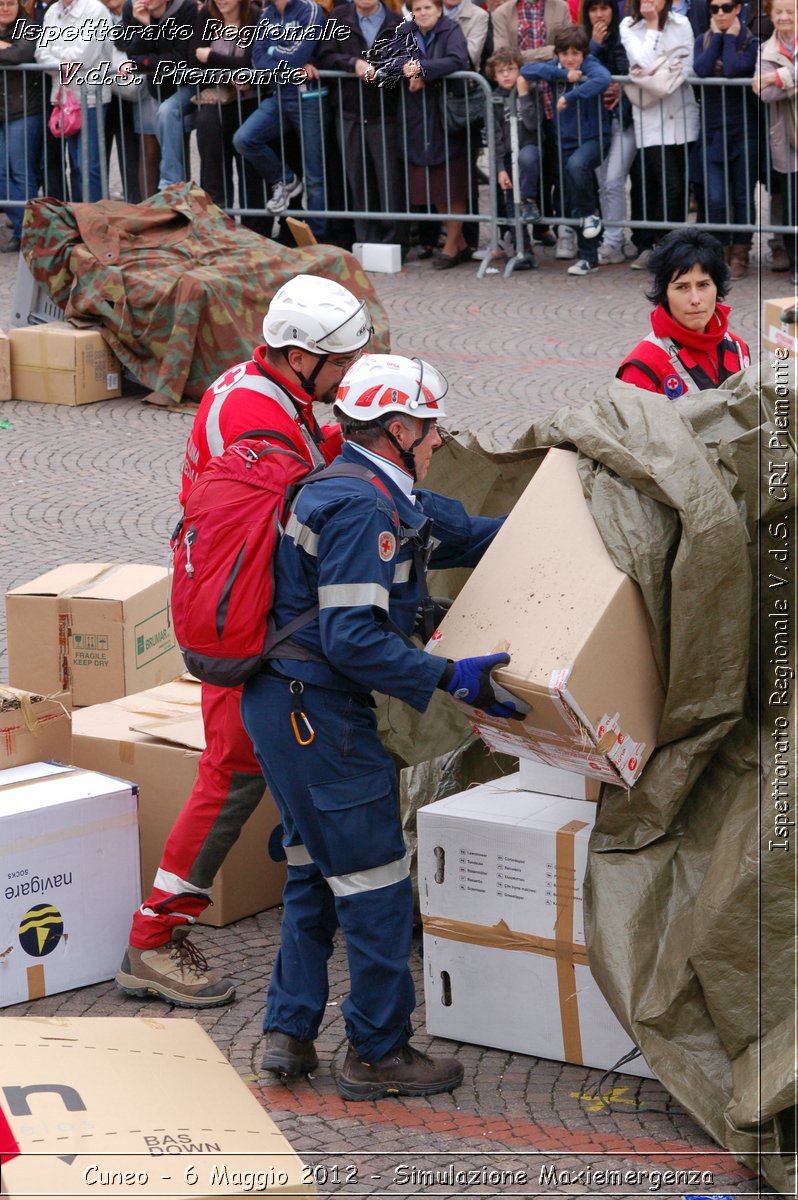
620, 0, 699, 268
35, 0, 119, 201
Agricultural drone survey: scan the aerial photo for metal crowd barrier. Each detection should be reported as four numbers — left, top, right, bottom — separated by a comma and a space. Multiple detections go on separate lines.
0, 63, 793, 276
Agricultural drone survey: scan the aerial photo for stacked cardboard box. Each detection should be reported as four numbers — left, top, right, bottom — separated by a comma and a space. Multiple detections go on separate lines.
419, 772, 654, 1077
0, 686, 71, 769
6, 563, 183, 706
762, 296, 798, 358
0, 1017, 314, 1197
8, 321, 122, 405
0, 762, 141, 1007
71, 677, 286, 926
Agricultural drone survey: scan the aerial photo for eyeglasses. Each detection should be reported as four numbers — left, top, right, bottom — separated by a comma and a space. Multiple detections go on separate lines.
708, 4, 737, 12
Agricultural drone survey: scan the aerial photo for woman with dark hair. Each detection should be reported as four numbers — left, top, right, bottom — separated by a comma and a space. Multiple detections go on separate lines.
194, 0, 263, 224
580, 0, 636, 262
617, 228, 750, 395
0, 0, 44, 251
398, 0, 472, 268
620, 0, 700, 270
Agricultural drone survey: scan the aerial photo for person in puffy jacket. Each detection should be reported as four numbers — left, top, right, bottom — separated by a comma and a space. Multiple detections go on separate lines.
617, 227, 750, 395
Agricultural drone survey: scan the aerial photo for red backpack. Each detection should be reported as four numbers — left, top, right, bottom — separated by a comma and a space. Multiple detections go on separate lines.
170, 431, 399, 687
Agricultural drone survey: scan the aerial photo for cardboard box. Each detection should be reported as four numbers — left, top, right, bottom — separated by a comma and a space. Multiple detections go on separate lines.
517, 757, 600, 800
762, 296, 798, 358
6, 562, 183, 706
0, 762, 140, 1007
427, 448, 665, 787
0, 686, 71, 770
0, 327, 10, 400
9, 321, 122, 405
418, 778, 654, 1078
71, 678, 286, 926
352, 243, 402, 273
0, 1017, 314, 1198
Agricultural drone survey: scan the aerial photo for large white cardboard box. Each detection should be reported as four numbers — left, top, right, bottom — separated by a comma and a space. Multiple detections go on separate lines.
418, 777, 654, 1078
0, 762, 140, 1007
0, 1016, 314, 1197
426, 449, 665, 787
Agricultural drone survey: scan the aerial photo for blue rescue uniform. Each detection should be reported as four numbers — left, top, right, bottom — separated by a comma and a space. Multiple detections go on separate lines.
241, 441, 501, 1061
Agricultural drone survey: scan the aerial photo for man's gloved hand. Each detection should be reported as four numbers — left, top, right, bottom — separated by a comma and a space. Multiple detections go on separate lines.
438, 652, 525, 720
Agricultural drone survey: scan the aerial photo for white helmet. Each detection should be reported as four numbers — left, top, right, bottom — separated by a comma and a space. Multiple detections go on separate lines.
263, 275, 372, 355
334, 354, 448, 421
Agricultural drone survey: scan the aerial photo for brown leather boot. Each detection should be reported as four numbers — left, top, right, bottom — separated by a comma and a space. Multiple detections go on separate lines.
729, 244, 749, 280
261, 1031, 319, 1078
337, 1042, 464, 1101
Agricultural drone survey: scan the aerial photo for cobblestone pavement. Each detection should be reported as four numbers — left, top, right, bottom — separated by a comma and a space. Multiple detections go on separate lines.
0, 244, 775, 1197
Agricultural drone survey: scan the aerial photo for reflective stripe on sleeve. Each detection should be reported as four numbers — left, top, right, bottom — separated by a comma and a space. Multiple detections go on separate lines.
284, 843, 314, 866
393, 560, 412, 584
325, 851, 411, 897
285, 512, 319, 557
318, 582, 390, 611
153, 868, 209, 898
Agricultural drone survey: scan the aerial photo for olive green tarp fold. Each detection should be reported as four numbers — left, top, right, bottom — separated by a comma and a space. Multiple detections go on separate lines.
403, 365, 795, 1194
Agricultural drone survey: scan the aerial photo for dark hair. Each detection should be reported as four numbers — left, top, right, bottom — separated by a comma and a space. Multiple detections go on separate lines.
628, 0, 673, 27
645, 229, 730, 309
206, 0, 254, 29
339, 412, 416, 447
486, 47, 522, 77
554, 24, 590, 53
579, 0, 620, 45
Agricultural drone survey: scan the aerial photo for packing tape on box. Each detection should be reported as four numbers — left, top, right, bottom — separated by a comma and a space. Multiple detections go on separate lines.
59, 563, 129, 599
422, 816, 590, 1064
0, 687, 37, 732
0, 688, 70, 738
10, 808, 137, 856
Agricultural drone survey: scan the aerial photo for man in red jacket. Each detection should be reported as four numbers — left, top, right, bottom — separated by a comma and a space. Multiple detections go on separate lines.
617, 229, 750, 397
116, 275, 373, 1009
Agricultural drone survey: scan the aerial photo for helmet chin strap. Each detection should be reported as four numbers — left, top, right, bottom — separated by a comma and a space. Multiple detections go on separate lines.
286, 350, 328, 399
380, 417, 434, 482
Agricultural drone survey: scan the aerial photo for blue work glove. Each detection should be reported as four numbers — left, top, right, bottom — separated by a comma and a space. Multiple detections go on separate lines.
438, 652, 525, 720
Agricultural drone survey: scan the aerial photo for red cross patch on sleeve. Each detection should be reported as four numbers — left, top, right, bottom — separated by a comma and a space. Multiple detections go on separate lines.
378, 531, 397, 561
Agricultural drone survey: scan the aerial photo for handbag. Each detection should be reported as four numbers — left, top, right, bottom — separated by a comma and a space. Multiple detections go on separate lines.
439, 78, 485, 133
48, 86, 82, 138
622, 55, 685, 110
191, 85, 237, 106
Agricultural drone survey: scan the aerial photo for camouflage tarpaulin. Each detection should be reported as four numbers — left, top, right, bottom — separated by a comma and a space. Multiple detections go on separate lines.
414, 365, 795, 1194
20, 184, 390, 404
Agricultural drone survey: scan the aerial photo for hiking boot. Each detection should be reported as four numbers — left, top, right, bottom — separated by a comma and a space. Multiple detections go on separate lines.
261, 1031, 319, 1078
115, 929, 236, 1008
337, 1041, 464, 1101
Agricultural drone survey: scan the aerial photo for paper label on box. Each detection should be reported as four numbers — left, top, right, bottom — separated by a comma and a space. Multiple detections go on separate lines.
72, 630, 111, 670
134, 607, 176, 669
107, 372, 119, 389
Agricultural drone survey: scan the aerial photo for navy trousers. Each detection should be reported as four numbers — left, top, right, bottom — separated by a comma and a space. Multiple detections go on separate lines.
241, 671, 415, 1062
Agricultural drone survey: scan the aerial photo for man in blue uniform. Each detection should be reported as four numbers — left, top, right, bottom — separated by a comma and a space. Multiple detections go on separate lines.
241, 353, 520, 1100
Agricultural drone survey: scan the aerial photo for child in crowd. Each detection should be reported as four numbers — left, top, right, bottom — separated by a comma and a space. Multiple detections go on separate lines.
521, 26, 612, 276
488, 47, 541, 267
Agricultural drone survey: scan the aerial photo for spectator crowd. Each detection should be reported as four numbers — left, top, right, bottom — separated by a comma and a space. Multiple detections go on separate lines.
0, 0, 794, 279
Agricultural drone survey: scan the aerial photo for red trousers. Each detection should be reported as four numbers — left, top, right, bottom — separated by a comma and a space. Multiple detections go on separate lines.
129, 683, 267, 949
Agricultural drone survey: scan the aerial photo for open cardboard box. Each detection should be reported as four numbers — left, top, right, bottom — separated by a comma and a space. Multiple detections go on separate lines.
427, 449, 665, 787
70, 677, 286, 926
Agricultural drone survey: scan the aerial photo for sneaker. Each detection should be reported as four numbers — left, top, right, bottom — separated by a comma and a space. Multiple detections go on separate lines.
266, 174, 303, 215
554, 225, 577, 259
520, 198, 541, 223
598, 243, 625, 264
581, 214, 602, 239
262, 1031, 319, 1078
115, 930, 236, 1008
630, 248, 652, 270
337, 1041, 464, 1101
567, 258, 599, 276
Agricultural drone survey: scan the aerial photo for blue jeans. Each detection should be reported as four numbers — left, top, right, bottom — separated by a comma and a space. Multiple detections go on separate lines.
563, 137, 603, 262
232, 89, 327, 237
705, 140, 756, 248
64, 104, 106, 203
157, 87, 197, 188
0, 113, 43, 239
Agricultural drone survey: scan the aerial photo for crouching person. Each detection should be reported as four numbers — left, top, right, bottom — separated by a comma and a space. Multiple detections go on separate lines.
240, 353, 520, 1100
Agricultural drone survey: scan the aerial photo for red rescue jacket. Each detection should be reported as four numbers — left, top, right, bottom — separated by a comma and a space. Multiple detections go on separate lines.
617, 304, 750, 398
